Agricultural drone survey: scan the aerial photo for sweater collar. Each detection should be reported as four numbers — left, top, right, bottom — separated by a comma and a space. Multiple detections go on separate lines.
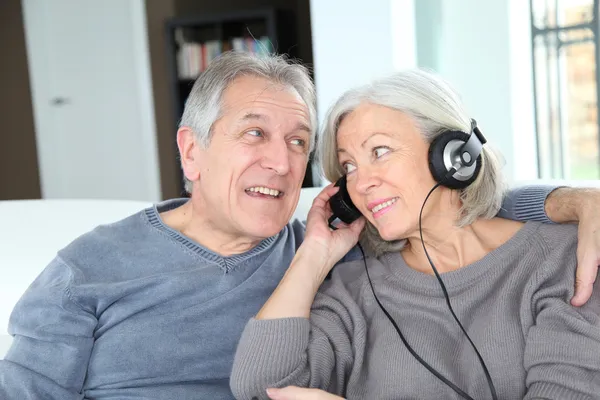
380, 221, 541, 294
144, 199, 281, 271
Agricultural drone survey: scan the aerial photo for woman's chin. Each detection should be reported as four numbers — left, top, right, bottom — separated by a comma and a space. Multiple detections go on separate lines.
376, 225, 404, 242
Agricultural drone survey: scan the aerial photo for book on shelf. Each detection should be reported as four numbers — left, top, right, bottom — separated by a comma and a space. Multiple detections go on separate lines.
176, 36, 273, 80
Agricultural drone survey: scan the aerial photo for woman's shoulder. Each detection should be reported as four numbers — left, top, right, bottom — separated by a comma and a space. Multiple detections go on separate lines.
520, 222, 579, 290
489, 219, 578, 259
533, 222, 579, 255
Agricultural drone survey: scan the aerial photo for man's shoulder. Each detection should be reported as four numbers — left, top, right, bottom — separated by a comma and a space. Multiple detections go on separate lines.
62, 209, 147, 248
60, 199, 191, 259
57, 207, 167, 276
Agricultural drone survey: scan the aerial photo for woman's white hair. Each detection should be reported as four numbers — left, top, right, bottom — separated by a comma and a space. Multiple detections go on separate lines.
316, 69, 507, 255
180, 51, 317, 193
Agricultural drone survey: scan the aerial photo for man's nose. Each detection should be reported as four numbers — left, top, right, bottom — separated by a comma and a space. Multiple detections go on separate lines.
261, 140, 291, 175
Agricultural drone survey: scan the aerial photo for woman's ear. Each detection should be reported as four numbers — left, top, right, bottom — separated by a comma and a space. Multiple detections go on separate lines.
177, 127, 201, 182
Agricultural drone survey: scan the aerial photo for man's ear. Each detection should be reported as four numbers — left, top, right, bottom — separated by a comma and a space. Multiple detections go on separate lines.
177, 127, 201, 182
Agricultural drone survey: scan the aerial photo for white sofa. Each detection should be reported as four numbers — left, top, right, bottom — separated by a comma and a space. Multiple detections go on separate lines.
0, 199, 151, 359
0, 188, 324, 359
1, 181, 598, 359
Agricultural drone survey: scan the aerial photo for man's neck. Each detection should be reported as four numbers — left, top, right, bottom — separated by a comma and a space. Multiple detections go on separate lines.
160, 200, 263, 256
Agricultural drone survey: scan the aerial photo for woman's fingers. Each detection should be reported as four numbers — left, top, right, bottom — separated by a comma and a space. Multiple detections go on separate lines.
310, 185, 339, 210
267, 386, 345, 400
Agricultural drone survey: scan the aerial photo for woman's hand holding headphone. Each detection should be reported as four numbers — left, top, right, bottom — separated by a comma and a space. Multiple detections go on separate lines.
300, 184, 365, 280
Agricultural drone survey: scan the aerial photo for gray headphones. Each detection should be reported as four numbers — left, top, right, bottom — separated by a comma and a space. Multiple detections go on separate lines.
428, 119, 486, 189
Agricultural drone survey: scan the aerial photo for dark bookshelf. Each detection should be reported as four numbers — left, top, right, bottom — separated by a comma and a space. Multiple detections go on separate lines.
165, 8, 315, 195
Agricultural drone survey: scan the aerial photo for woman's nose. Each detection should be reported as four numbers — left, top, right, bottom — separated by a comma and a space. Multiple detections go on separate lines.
354, 168, 380, 194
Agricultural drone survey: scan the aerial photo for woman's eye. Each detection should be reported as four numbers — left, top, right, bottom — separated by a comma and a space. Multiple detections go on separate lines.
343, 163, 356, 173
374, 146, 390, 158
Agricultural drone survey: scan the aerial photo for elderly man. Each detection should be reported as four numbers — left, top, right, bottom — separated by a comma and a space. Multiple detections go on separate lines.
0, 51, 598, 400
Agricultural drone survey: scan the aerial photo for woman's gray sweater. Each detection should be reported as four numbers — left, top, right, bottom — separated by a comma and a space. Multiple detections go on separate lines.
231, 222, 600, 400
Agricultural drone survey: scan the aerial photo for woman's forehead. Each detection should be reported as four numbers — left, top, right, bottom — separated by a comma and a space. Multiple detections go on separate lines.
336, 107, 418, 144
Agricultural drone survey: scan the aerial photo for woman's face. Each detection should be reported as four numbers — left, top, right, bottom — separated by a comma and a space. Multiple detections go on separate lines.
336, 103, 441, 241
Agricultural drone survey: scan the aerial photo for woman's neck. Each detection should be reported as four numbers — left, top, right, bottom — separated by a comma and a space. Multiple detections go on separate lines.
401, 213, 524, 276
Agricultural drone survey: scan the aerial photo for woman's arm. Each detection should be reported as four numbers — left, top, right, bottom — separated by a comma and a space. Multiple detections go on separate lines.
230, 185, 366, 400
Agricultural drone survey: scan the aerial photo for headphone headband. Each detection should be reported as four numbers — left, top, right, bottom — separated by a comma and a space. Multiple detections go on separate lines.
458, 119, 486, 167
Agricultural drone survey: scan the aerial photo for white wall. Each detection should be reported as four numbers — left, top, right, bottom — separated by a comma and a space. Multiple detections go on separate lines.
415, 0, 538, 183
309, 0, 417, 124
309, 0, 417, 184
311, 0, 537, 183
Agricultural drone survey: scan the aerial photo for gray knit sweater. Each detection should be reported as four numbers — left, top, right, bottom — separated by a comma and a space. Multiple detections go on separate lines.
231, 222, 600, 399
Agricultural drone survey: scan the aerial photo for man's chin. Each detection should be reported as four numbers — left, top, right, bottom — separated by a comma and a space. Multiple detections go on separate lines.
242, 215, 290, 239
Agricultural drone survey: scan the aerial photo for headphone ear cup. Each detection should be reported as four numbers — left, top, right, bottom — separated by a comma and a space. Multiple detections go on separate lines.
428, 130, 482, 190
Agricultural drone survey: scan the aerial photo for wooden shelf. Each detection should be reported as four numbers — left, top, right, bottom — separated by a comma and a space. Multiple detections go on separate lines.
164, 8, 315, 191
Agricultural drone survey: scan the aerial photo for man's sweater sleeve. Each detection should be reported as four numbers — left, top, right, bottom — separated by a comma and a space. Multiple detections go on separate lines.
523, 245, 600, 399
498, 185, 558, 223
0, 257, 97, 399
230, 281, 365, 400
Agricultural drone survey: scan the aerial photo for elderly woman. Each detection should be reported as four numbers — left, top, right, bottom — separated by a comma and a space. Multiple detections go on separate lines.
230, 70, 600, 400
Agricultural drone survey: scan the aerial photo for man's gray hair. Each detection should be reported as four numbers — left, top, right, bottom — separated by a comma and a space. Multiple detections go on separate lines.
180, 51, 317, 193
316, 69, 507, 255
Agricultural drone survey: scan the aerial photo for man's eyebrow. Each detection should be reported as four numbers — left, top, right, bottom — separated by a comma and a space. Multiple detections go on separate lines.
240, 112, 267, 122
240, 112, 311, 134
294, 122, 312, 134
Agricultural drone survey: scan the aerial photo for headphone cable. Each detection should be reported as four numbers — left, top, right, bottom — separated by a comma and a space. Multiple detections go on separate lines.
359, 167, 498, 400
359, 242, 476, 400
418, 180, 498, 400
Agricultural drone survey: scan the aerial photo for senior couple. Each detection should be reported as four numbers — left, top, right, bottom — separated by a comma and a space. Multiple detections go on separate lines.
1, 51, 599, 400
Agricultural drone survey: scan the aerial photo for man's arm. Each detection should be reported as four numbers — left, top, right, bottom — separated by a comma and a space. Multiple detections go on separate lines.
544, 187, 600, 306
498, 185, 557, 223
544, 186, 599, 223
500, 184, 600, 306
0, 257, 96, 399
498, 185, 600, 306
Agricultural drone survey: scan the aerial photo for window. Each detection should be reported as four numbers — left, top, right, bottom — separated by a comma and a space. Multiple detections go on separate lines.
530, 0, 600, 179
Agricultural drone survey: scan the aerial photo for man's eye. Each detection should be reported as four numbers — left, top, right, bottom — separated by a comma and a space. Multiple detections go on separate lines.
290, 138, 306, 147
246, 129, 263, 137
374, 146, 390, 158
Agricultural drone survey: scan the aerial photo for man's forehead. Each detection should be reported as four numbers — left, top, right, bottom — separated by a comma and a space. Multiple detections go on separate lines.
238, 111, 311, 133
223, 76, 307, 109
223, 95, 309, 125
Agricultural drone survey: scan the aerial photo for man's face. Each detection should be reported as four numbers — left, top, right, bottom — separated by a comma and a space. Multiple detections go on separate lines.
187, 75, 311, 241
